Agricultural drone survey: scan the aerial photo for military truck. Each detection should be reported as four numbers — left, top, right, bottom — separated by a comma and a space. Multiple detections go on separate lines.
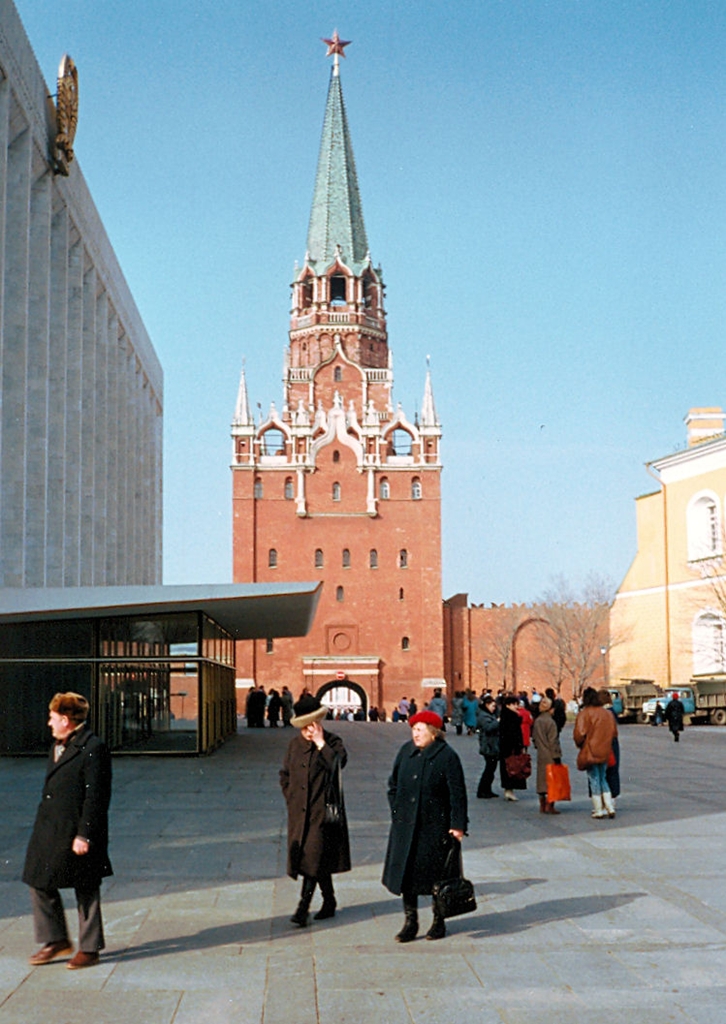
691, 676, 726, 725
608, 679, 659, 723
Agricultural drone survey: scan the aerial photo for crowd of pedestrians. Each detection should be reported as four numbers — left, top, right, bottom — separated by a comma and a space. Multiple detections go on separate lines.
24, 682, 629, 968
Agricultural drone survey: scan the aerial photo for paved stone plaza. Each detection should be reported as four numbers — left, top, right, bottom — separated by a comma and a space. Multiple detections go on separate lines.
2, 721, 725, 1024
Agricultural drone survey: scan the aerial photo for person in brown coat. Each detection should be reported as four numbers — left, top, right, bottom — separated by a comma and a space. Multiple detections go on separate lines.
573, 687, 618, 819
531, 697, 562, 814
279, 695, 351, 927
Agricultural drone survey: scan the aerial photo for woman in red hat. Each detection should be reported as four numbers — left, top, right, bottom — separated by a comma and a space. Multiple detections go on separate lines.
382, 710, 468, 942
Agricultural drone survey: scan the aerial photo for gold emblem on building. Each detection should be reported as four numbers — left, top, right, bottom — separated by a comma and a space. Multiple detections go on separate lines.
53, 54, 78, 175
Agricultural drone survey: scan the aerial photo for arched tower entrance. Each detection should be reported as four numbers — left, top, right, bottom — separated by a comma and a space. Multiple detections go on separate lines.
316, 677, 368, 719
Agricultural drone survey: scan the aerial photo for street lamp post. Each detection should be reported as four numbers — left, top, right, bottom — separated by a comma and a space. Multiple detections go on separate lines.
484, 659, 489, 690
600, 646, 607, 687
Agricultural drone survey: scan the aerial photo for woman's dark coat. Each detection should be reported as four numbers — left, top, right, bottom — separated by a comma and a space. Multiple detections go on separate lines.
499, 706, 527, 790
382, 737, 468, 896
279, 729, 351, 880
664, 698, 685, 736
476, 707, 500, 757
23, 726, 112, 891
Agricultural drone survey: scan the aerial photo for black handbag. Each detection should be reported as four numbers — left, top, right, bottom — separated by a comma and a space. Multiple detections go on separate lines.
432, 838, 477, 920
324, 755, 345, 825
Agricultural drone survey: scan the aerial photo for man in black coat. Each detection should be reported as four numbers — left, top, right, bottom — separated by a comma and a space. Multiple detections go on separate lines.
23, 692, 112, 969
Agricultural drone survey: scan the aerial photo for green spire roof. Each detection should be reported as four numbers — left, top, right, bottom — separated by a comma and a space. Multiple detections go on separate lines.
305, 66, 369, 275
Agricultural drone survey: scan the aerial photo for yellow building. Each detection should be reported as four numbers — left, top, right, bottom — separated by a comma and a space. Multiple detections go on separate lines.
611, 408, 726, 688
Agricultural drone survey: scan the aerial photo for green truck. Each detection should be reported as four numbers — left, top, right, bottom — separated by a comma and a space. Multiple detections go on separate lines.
608, 680, 659, 723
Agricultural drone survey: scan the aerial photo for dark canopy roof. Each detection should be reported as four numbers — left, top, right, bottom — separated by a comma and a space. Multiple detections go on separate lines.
0, 582, 322, 640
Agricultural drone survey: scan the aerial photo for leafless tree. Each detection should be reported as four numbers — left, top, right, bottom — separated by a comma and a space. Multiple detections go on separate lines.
534, 574, 616, 699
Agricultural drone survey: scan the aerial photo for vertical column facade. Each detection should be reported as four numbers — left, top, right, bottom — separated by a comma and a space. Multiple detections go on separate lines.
0, 3, 163, 588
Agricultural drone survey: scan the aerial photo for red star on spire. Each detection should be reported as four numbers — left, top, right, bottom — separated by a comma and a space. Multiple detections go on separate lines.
322, 30, 351, 59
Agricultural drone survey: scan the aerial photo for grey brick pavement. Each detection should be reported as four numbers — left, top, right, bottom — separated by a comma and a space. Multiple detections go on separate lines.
2, 721, 726, 1023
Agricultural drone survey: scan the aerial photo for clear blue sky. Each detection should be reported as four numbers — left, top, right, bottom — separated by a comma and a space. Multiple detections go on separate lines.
18, 1, 726, 604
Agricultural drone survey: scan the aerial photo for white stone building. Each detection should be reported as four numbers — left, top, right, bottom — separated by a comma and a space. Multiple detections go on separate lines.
0, 0, 162, 587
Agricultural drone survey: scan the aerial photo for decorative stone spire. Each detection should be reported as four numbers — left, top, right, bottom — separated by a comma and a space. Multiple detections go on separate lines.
233, 364, 253, 426
420, 360, 439, 428
305, 34, 369, 274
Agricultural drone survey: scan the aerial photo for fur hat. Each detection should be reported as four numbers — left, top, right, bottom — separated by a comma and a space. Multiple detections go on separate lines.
49, 692, 89, 724
409, 710, 443, 730
290, 695, 328, 728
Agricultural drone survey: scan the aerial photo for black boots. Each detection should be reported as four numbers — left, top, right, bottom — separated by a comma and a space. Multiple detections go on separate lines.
425, 908, 446, 941
395, 896, 419, 943
291, 876, 316, 927
395, 894, 446, 942
313, 875, 337, 920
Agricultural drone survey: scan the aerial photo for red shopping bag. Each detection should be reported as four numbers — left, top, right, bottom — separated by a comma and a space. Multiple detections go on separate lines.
546, 762, 571, 802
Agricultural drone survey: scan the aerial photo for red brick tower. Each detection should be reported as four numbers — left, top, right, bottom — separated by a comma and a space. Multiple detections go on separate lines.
231, 34, 444, 715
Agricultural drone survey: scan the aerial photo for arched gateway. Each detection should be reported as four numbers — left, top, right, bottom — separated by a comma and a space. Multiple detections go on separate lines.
317, 678, 368, 719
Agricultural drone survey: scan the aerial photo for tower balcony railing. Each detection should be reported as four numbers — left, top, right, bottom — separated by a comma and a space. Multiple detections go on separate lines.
287, 368, 313, 382
291, 309, 386, 331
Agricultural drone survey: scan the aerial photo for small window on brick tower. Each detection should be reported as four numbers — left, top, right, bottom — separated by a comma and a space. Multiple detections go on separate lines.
369, 549, 378, 569
336, 586, 344, 602
268, 548, 277, 568
379, 478, 390, 500
411, 477, 422, 500
315, 548, 324, 569
399, 549, 408, 569
402, 636, 410, 650
254, 478, 263, 499
332, 482, 341, 501
399, 587, 404, 600
330, 275, 346, 305
333, 449, 340, 463
342, 548, 351, 568
265, 638, 274, 654
334, 366, 343, 382
284, 477, 294, 500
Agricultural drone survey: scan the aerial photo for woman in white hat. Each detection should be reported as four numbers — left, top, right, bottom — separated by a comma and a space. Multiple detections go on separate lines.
279, 695, 351, 926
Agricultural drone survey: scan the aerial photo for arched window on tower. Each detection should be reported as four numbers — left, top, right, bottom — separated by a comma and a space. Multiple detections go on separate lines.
301, 279, 313, 308
315, 549, 324, 569
261, 428, 285, 456
399, 549, 408, 569
332, 482, 341, 502
333, 449, 340, 463
330, 275, 346, 306
411, 477, 422, 500
254, 478, 263, 500
379, 478, 390, 500
284, 477, 294, 500
342, 548, 351, 568
268, 548, 277, 569
334, 366, 343, 382
369, 549, 378, 569
390, 428, 413, 456
336, 586, 344, 602
399, 587, 405, 600
402, 636, 410, 651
